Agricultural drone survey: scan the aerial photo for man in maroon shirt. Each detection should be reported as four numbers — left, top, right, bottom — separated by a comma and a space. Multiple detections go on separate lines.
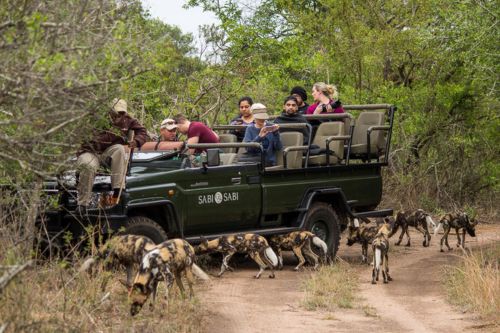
173, 114, 219, 154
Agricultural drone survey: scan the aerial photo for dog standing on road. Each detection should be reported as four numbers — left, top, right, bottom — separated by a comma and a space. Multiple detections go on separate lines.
128, 238, 209, 316
372, 222, 393, 284
346, 222, 380, 264
79, 234, 157, 287
269, 231, 328, 271
389, 209, 434, 247
434, 212, 478, 252
195, 233, 278, 279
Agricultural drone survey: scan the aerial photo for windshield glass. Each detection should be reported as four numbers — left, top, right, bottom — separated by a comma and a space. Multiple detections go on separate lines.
130, 151, 184, 174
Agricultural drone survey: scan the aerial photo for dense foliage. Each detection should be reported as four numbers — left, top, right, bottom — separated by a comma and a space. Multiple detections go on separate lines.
0, 0, 498, 210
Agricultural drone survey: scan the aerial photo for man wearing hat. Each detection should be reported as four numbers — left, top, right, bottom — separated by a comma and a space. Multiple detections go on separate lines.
290, 86, 309, 114
75, 98, 149, 213
242, 103, 283, 167
159, 118, 178, 142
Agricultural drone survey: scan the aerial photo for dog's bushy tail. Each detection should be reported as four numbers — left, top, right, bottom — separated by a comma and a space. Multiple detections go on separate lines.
426, 215, 436, 229
434, 222, 443, 236
312, 236, 328, 258
192, 263, 210, 281
374, 247, 381, 271
264, 246, 278, 268
79, 257, 97, 273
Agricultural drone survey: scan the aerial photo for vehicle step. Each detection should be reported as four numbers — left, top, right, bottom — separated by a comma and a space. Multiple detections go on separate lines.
184, 226, 300, 244
354, 209, 393, 218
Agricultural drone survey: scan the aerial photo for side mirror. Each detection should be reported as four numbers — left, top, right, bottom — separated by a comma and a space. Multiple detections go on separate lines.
206, 149, 220, 167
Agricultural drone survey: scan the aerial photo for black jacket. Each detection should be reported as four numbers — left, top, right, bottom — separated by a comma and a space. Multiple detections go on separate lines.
273, 112, 310, 145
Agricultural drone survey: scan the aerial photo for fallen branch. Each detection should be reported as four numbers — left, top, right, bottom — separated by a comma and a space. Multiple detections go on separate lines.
0, 260, 33, 293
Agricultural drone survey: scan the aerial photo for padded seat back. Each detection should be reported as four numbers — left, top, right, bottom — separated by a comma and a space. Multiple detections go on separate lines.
218, 134, 238, 153
220, 153, 238, 165
276, 132, 303, 169
312, 122, 345, 160
351, 112, 385, 155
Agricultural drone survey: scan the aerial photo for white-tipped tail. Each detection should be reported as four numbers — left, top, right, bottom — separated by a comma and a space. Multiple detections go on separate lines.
434, 222, 443, 236
264, 247, 279, 268
312, 236, 328, 256
426, 216, 436, 229
79, 257, 96, 273
374, 248, 381, 271
192, 263, 210, 281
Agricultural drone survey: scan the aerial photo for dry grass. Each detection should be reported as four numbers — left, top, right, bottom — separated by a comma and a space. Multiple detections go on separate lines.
443, 243, 500, 325
301, 262, 359, 311
0, 262, 207, 332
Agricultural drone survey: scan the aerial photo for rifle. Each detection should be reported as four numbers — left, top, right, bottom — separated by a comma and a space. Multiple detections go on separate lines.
115, 130, 134, 205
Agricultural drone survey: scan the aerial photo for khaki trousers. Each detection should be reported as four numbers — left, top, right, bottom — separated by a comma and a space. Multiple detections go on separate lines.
76, 144, 127, 206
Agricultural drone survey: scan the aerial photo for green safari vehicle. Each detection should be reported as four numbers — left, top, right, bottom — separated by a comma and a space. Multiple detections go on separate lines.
39, 104, 396, 258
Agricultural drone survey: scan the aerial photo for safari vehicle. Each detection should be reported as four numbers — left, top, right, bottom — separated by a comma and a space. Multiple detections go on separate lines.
39, 104, 396, 257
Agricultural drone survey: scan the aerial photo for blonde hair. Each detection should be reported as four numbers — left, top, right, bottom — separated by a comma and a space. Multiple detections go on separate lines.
313, 82, 338, 100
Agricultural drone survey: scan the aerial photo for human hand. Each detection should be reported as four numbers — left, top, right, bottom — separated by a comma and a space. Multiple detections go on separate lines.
128, 141, 137, 149
270, 124, 279, 132
258, 127, 268, 138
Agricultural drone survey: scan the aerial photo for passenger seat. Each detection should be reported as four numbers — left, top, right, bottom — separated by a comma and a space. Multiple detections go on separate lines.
349, 111, 388, 161
218, 134, 238, 153
307, 122, 348, 165
266, 132, 307, 170
219, 153, 238, 165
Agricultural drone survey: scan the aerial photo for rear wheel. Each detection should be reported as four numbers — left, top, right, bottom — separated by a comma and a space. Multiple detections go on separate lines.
305, 202, 341, 259
124, 216, 168, 244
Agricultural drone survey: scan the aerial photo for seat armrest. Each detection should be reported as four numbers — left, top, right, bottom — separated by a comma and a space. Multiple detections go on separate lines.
283, 145, 308, 169
367, 125, 390, 134
325, 135, 351, 164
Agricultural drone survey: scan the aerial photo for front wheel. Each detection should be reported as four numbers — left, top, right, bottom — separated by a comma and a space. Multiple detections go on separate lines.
124, 216, 168, 244
305, 202, 341, 259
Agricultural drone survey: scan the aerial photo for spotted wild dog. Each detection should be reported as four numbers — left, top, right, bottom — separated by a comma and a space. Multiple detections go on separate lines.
269, 231, 328, 271
346, 222, 380, 264
128, 238, 209, 316
388, 209, 434, 247
434, 212, 478, 252
79, 234, 157, 286
195, 233, 278, 279
371, 221, 393, 284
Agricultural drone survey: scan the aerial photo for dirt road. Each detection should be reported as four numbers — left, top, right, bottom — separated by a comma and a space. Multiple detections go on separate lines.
199, 224, 499, 333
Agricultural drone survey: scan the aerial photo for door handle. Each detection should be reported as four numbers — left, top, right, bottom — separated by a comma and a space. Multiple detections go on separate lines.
231, 177, 241, 185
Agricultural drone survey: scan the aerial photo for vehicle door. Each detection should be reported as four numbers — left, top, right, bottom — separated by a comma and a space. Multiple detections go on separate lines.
177, 163, 262, 235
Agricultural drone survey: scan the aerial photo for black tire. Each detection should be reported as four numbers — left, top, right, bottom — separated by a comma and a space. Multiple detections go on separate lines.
305, 202, 341, 259
124, 216, 168, 244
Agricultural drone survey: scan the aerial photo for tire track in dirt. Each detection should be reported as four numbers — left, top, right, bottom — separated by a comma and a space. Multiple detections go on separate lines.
199, 224, 499, 333
351, 224, 499, 333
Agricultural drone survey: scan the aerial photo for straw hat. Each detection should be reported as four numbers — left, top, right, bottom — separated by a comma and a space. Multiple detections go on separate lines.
251, 103, 269, 120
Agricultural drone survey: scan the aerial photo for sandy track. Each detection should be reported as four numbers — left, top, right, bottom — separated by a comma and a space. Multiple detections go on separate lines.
199, 224, 499, 333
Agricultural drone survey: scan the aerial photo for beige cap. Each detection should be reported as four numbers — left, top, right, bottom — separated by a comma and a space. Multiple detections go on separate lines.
251, 103, 269, 120
160, 118, 177, 130
112, 98, 127, 113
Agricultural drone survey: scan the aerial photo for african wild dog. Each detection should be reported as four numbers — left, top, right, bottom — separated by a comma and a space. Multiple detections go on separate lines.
434, 212, 478, 252
388, 209, 434, 247
79, 234, 157, 287
195, 233, 278, 279
128, 238, 209, 316
269, 231, 328, 271
371, 222, 393, 284
346, 222, 380, 264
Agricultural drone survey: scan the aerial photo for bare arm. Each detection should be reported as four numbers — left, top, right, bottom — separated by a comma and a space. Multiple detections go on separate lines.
187, 136, 200, 154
